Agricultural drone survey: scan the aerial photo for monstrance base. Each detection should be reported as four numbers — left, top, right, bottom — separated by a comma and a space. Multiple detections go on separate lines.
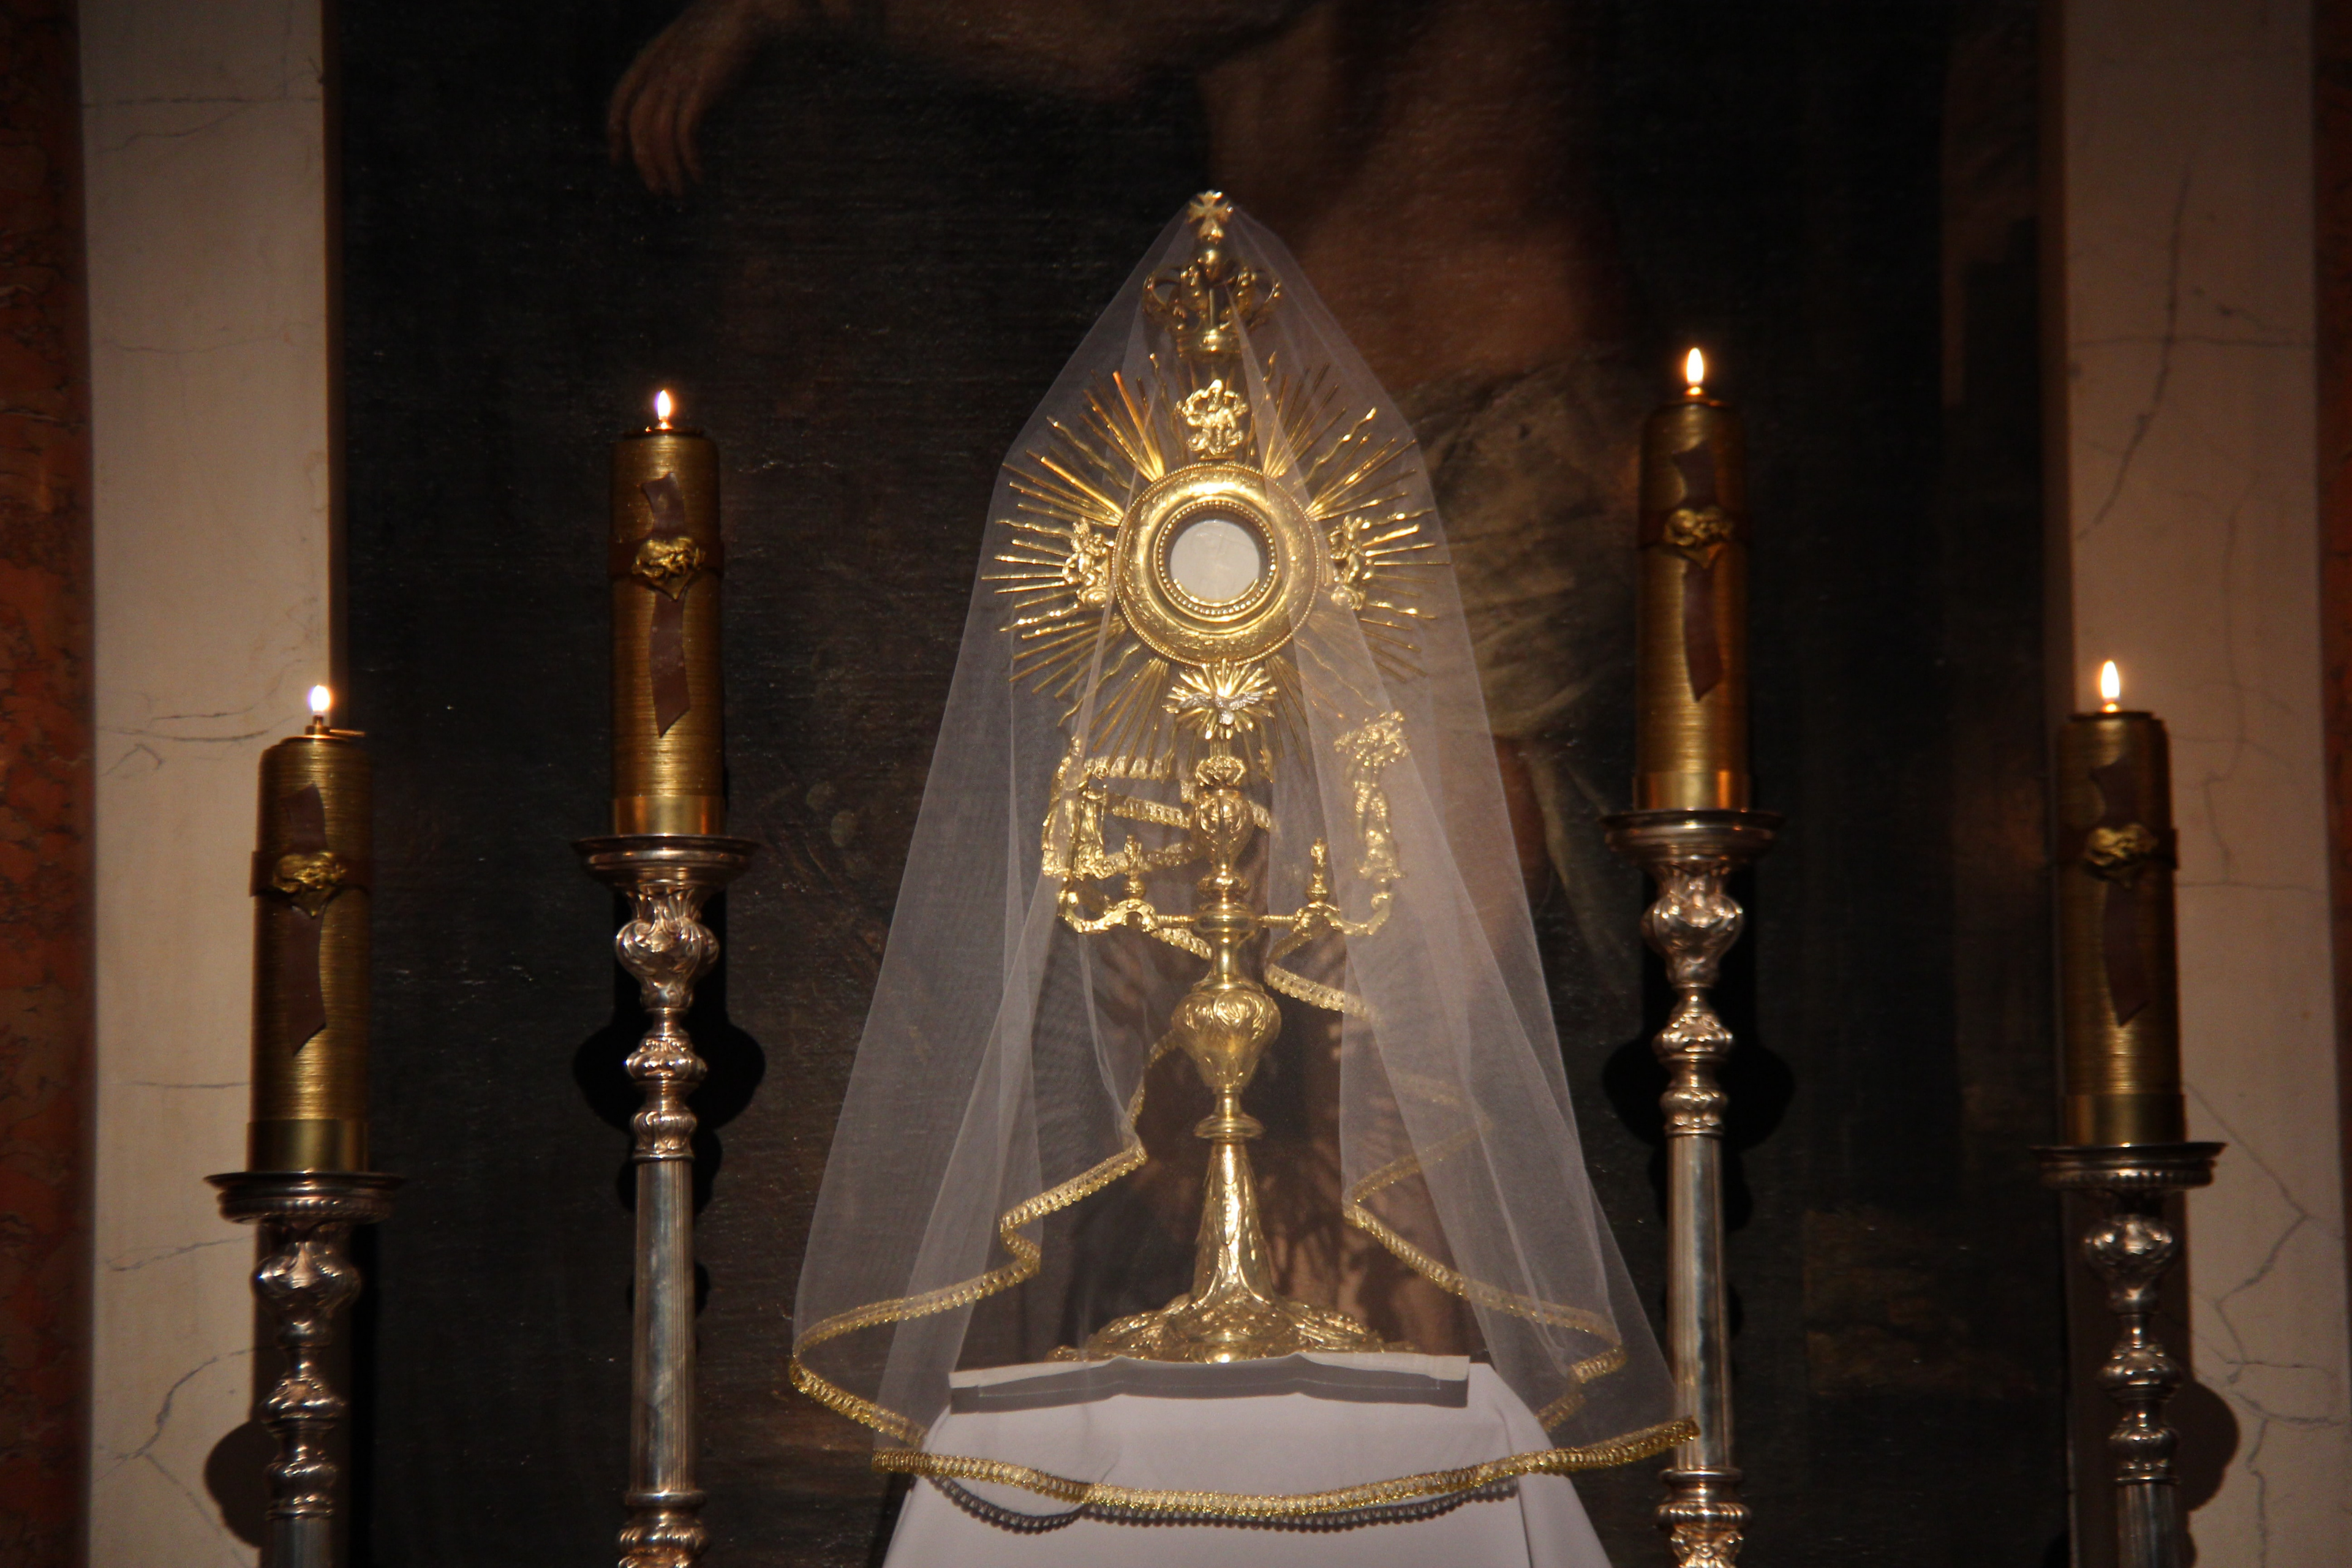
1073, 1286, 1390, 1364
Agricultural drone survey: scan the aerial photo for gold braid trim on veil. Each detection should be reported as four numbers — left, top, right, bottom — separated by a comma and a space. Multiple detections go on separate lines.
1254, 842, 1630, 1423
1264, 961, 1374, 1018
791, 1015, 1658, 1457
790, 1031, 1185, 1444
1344, 1144, 1616, 1336
1341, 1129, 1632, 1428
869, 1418, 1698, 1520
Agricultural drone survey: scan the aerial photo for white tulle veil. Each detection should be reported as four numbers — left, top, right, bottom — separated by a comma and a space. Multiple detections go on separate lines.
790, 195, 1683, 1503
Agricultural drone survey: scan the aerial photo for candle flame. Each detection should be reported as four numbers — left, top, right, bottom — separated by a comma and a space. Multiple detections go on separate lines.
1684, 347, 1706, 393
2098, 660, 2121, 710
654, 389, 674, 426
309, 684, 332, 718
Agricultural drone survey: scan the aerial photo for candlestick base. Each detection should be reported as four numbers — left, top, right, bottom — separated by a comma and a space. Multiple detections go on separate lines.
2036, 1142, 2222, 1568
207, 1169, 401, 1568
577, 832, 758, 1568
1604, 806, 1778, 1568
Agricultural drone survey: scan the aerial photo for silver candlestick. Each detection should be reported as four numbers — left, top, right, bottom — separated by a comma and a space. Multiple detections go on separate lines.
1605, 806, 1778, 1568
206, 1170, 400, 1568
2037, 1141, 2222, 1568
577, 833, 758, 1568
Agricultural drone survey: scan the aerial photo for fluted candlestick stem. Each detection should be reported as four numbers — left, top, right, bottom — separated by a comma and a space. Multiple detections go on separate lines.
1607, 807, 1776, 1568
578, 834, 756, 1568
2037, 1142, 2220, 1568
209, 1171, 399, 1568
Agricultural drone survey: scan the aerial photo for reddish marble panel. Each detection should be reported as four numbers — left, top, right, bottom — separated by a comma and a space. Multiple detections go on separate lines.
2323, 0, 2352, 1344
0, 1, 91, 1564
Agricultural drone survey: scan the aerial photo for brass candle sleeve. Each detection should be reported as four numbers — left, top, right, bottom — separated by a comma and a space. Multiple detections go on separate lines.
248, 729, 371, 1172
2056, 712, 2185, 1145
611, 428, 725, 835
1636, 397, 1750, 810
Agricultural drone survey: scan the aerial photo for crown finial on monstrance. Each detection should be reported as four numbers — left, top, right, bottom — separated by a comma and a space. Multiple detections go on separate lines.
1143, 190, 1282, 363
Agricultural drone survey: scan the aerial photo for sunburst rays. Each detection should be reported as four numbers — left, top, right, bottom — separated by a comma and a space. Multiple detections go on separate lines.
1265, 360, 1442, 684
991, 356, 1442, 778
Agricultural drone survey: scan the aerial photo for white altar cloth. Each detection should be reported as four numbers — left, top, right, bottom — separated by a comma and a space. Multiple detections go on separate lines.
880, 1355, 1613, 1567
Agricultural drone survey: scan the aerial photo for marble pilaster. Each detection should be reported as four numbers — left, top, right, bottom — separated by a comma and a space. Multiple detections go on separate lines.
2061, 1, 2352, 1560
82, 2, 330, 1562
0, 2, 93, 1564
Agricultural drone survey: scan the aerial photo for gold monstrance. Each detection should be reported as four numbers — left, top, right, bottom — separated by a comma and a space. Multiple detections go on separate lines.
994, 195, 1434, 1362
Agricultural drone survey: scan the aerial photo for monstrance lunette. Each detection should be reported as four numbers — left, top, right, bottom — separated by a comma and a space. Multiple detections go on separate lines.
991, 191, 1437, 1362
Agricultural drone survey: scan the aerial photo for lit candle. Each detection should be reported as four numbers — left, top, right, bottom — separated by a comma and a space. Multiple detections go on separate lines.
1635, 348, 1750, 809
611, 389, 725, 835
247, 684, 371, 1170
2056, 661, 2184, 1144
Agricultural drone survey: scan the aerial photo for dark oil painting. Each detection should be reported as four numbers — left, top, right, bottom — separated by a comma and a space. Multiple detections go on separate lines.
336, 1, 2068, 1562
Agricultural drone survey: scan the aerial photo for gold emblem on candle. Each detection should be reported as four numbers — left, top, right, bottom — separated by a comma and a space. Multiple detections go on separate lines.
2083, 822, 2161, 878
270, 848, 351, 914
631, 533, 707, 598
1664, 503, 1735, 554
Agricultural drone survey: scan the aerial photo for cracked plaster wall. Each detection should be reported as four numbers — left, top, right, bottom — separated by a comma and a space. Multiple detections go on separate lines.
81, 0, 328, 1562
2063, 0, 2352, 1561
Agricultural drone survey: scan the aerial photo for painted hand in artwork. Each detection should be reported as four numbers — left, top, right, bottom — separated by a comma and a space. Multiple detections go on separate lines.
607, 0, 796, 197
608, 0, 1298, 197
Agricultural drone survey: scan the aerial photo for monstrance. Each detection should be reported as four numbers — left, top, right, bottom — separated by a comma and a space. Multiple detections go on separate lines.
793, 193, 1683, 1507
1009, 195, 1431, 1362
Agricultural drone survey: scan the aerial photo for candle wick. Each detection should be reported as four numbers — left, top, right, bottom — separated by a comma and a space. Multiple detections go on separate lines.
2101, 701, 2119, 713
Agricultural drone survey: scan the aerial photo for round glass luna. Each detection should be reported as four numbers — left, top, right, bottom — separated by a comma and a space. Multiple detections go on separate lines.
1166, 514, 1265, 604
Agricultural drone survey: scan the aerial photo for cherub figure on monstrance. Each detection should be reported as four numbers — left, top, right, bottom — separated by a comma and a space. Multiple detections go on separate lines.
792, 194, 1682, 1523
